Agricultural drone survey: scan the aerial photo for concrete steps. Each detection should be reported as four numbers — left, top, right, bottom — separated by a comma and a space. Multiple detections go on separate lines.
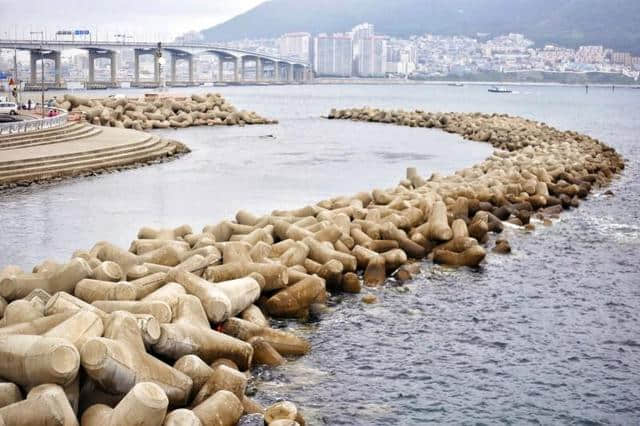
0, 123, 98, 148
0, 122, 84, 143
0, 135, 162, 172
0, 126, 103, 150
0, 136, 175, 184
0, 125, 181, 185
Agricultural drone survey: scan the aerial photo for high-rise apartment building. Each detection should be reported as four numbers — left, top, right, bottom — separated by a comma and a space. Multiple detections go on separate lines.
355, 35, 387, 77
313, 33, 353, 77
278, 32, 311, 62
351, 23, 375, 41
351, 23, 387, 77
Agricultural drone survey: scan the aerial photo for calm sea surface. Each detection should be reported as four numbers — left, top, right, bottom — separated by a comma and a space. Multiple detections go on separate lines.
1, 84, 639, 424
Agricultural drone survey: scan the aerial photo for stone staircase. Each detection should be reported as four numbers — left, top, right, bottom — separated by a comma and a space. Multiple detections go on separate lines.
0, 123, 103, 150
0, 123, 180, 186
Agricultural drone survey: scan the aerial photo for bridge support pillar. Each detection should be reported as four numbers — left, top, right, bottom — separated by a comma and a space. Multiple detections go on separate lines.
256, 58, 263, 82
170, 54, 177, 84
168, 52, 195, 85
274, 62, 280, 81
153, 54, 160, 84
134, 50, 140, 84
53, 51, 61, 85
218, 59, 224, 82
188, 56, 194, 84
288, 64, 294, 82
29, 51, 38, 84
87, 49, 117, 87
29, 50, 61, 85
88, 51, 96, 84
234, 57, 240, 82
110, 51, 117, 84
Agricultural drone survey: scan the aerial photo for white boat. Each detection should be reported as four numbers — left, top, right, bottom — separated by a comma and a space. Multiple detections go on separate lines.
488, 86, 512, 93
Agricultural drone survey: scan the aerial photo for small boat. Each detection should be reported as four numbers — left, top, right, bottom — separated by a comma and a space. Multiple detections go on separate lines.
448, 83, 464, 87
488, 86, 512, 93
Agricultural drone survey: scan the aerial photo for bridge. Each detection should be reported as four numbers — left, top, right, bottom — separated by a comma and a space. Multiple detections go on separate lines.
0, 39, 312, 89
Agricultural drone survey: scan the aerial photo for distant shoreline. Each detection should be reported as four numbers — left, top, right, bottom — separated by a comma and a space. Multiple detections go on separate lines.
1, 80, 638, 100
310, 78, 640, 88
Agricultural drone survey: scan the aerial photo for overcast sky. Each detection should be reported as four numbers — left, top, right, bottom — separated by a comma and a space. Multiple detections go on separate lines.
0, 0, 267, 41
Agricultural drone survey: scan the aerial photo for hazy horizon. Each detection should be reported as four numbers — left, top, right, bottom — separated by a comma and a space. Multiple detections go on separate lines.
0, 0, 267, 41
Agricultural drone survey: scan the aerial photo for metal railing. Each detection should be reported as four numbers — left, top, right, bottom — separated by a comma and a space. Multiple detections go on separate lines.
0, 108, 68, 136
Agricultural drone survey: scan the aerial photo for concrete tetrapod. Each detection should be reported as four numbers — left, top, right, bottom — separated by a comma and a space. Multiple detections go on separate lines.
80, 311, 192, 406
92, 262, 123, 282
265, 401, 298, 424
0, 299, 45, 327
433, 245, 486, 267
0, 334, 80, 388
303, 258, 342, 291
91, 300, 172, 323
138, 225, 193, 241
169, 270, 231, 323
221, 318, 310, 356
153, 294, 254, 370
57, 93, 274, 131
77, 378, 124, 415
191, 364, 247, 406
0, 258, 93, 301
426, 201, 453, 242
0, 383, 21, 409
264, 276, 326, 318
212, 274, 262, 317
74, 279, 137, 303
130, 240, 190, 256
240, 305, 269, 328
301, 237, 357, 272
249, 336, 285, 366
163, 409, 202, 426
42, 310, 104, 350
91, 242, 148, 280
81, 382, 168, 426
205, 263, 287, 292
142, 282, 187, 312
44, 291, 162, 347
173, 355, 214, 397
0, 384, 77, 426
191, 390, 243, 426
352, 245, 386, 286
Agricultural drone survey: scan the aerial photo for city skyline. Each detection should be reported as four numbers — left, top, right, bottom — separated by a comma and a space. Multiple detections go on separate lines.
2, 27, 638, 85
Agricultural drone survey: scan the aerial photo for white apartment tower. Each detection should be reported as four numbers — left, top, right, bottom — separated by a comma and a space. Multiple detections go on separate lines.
313, 33, 353, 77
278, 32, 312, 62
351, 23, 387, 77
355, 36, 388, 77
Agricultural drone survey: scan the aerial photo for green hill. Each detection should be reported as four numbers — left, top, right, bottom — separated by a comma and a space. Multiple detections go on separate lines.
200, 0, 640, 54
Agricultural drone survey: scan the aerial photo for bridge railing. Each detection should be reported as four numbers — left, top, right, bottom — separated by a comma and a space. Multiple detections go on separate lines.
0, 108, 68, 136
